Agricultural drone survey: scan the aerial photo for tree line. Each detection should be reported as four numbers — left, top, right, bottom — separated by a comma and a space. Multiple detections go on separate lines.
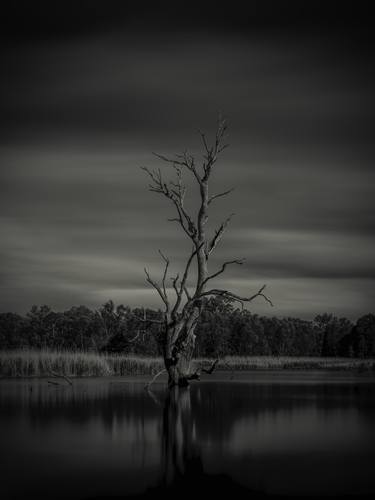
0, 298, 374, 358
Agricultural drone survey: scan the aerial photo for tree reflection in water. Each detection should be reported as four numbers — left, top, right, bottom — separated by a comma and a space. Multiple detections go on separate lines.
1, 376, 374, 498
145, 386, 258, 499
161, 387, 202, 487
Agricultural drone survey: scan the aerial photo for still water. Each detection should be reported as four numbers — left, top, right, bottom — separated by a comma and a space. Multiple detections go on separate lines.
0, 371, 375, 498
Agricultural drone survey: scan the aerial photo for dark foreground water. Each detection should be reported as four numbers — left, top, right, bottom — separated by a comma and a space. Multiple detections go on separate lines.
0, 371, 375, 499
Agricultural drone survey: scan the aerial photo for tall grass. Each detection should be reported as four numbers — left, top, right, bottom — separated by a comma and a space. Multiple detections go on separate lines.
0, 350, 164, 378
214, 355, 375, 371
0, 350, 374, 378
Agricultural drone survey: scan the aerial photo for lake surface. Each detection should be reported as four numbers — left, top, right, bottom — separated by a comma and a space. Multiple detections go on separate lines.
1, 371, 375, 498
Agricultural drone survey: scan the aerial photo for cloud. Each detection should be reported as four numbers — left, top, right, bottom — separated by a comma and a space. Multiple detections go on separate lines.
0, 26, 374, 318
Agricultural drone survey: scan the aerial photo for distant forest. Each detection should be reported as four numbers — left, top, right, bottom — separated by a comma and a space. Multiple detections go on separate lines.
0, 298, 374, 358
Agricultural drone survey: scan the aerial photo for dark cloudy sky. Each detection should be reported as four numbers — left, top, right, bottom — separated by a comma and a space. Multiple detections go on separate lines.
1, 2, 374, 319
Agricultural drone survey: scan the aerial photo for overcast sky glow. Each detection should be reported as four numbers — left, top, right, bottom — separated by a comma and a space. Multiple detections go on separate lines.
1, 2, 374, 319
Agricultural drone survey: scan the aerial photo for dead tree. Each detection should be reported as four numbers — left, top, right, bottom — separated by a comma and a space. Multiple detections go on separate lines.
142, 118, 272, 388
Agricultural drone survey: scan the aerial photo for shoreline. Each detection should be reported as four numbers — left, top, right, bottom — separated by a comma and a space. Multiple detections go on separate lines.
0, 350, 374, 378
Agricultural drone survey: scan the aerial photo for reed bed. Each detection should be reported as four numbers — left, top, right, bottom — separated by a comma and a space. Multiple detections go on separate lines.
106, 354, 164, 376
214, 356, 375, 371
0, 350, 165, 378
0, 350, 111, 378
0, 350, 374, 378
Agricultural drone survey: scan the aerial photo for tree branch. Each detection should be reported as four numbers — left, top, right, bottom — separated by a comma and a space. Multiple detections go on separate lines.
183, 286, 191, 301
206, 213, 235, 256
201, 358, 219, 374
170, 243, 204, 318
144, 267, 170, 310
128, 330, 142, 343
202, 259, 245, 287
208, 187, 234, 205
153, 150, 202, 184
200, 116, 229, 181
141, 165, 197, 242
158, 249, 170, 300
195, 284, 273, 307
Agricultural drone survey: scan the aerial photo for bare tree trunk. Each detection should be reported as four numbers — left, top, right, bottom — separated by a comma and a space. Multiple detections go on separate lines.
164, 307, 200, 388
165, 331, 197, 388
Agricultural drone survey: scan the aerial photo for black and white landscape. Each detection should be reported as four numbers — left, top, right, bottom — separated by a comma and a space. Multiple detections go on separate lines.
0, 2, 374, 499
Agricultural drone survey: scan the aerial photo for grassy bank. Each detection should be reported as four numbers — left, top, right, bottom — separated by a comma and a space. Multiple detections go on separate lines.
0, 350, 374, 378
